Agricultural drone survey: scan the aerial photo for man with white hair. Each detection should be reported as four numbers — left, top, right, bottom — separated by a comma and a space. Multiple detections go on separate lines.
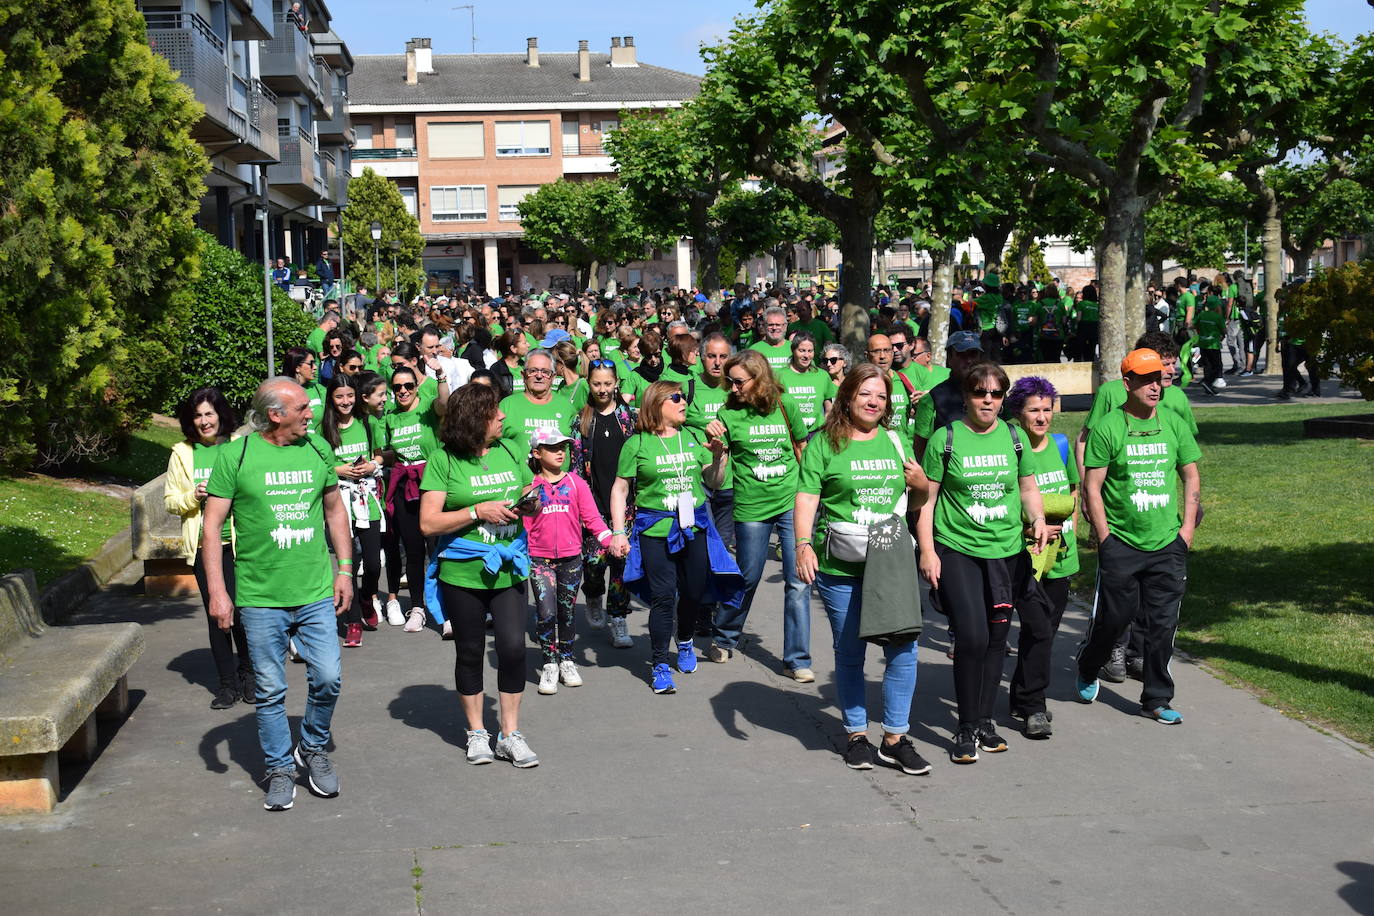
201, 378, 354, 812
748, 305, 792, 371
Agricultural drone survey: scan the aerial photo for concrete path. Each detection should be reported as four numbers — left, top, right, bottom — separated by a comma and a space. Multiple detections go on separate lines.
3, 560, 1372, 915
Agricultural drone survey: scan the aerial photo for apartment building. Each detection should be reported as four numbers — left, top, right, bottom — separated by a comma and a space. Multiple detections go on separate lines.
348, 37, 700, 295
140, 0, 354, 267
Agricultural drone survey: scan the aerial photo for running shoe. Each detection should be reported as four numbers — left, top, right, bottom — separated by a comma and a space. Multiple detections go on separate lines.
343, 622, 363, 648
362, 597, 380, 630
1100, 645, 1127, 683
465, 729, 494, 764
211, 685, 239, 709
1143, 705, 1183, 724
610, 616, 632, 648
651, 663, 676, 694
293, 744, 339, 797
876, 736, 932, 775
786, 667, 816, 683
950, 727, 979, 764
844, 736, 875, 770
1076, 674, 1100, 703
262, 768, 296, 811
441, 620, 453, 640
677, 641, 698, 674
584, 596, 607, 630
537, 663, 559, 695
403, 609, 426, 633
385, 598, 405, 626
977, 720, 1009, 753
495, 731, 539, 767
707, 644, 732, 663
1024, 712, 1053, 739
559, 659, 583, 687
288, 638, 304, 663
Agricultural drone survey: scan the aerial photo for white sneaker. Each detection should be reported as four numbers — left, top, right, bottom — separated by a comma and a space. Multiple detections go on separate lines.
584, 595, 607, 630
441, 620, 453, 640
385, 599, 405, 626
609, 616, 632, 648
465, 729, 494, 765
287, 638, 303, 663
1215, 377, 1228, 389
538, 663, 559, 695
403, 609, 426, 632
372, 595, 383, 618
495, 731, 539, 767
559, 659, 583, 687
398, 573, 408, 588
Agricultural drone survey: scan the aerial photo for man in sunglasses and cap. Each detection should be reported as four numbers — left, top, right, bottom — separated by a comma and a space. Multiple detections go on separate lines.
1074, 349, 1201, 725
911, 331, 988, 461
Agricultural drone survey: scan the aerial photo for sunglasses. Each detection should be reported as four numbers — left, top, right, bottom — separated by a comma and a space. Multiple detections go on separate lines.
823, 356, 843, 365
726, 376, 751, 388
666, 393, 685, 403
392, 382, 417, 392
589, 359, 617, 369
344, 362, 363, 371
972, 387, 1006, 399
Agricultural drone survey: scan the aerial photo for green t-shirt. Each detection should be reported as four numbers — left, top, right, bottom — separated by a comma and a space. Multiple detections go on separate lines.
1175, 290, 1196, 327
206, 434, 337, 608
557, 377, 589, 411
499, 392, 575, 470
316, 420, 381, 522
384, 400, 440, 463
684, 377, 731, 489
1078, 298, 1100, 323
616, 428, 711, 537
192, 441, 232, 544
922, 420, 1034, 559
715, 398, 808, 522
775, 366, 836, 430
787, 318, 832, 347
1196, 307, 1225, 350
303, 380, 327, 430
1013, 301, 1033, 332
899, 362, 949, 396
747, 339, 792, 372
1085, 379, 1198, 437
1033, 300, 1066, 338
888, 370, 915, 440
1083, 408, 1201, 552
306, 327, 327, 357
798, 431, 908, 578
974, 292, 1002, 331
1021, 435, 1080, 578
658, 364, 695, 388
420, 443, 532, 590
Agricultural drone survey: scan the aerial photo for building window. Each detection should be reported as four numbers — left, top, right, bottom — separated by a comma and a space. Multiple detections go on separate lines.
431, 185, 487, 221
494, 120, 551, 157
428, 122, 483, 159
399, 186, 418, 218
354, 123, 373, 149
497, 185, 538, 222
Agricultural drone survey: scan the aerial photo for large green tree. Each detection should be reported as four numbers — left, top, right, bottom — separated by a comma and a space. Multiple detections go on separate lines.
0, 0, 208, 468
341, 167, 424, 299
517, 179, 665, 291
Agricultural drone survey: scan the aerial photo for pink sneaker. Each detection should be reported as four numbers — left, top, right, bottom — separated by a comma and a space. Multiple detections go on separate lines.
403, 609, 426, 633
343, 623, 363, 647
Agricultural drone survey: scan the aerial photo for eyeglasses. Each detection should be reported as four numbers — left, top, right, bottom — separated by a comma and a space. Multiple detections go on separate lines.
666, 393, 685, 403
391, 382, 417, 392
524, 368, 553, 378
589, 359, 617, 369
867, 347, 892, 356
971, 387, 1006, 399
726, 375, 751, 388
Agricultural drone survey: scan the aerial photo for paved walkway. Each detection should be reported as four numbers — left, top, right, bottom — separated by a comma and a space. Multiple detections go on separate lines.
3, 560, 1373, 915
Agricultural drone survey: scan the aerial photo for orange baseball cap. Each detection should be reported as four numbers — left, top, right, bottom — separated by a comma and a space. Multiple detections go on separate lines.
1120, 348, 1165, 376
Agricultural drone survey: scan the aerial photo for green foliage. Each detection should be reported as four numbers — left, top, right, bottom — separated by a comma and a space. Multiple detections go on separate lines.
716, 247, 740, 289
1285, 262, 1374, 400
0, 0, 209, 468
1273, 163, 1374, 268
164, 231, 314, 412
341, 168, 424, 298
517, 179, 666, 287
1144, 175, 1254, 270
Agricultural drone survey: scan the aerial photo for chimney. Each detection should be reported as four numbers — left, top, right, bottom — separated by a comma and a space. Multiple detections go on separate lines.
526, 37, 539, 68
578, 40, 590, 82
405, 39, 417, 85
611, 35, 638, 67
413, 37, 434, 74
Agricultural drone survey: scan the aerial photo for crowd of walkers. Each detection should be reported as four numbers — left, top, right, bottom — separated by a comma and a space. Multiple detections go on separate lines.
167, 277, 1207, 810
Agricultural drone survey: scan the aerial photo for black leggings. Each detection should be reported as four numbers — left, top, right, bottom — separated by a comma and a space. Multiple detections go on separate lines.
440, 581, 527, 695
638, 533, 711, 665
1010, 574, 1070, 715
343, 524, 382, 625
936, 546, 1017, 728
385, 496, 427, 609
1200, 348, 1223, 384
192, 548, 250, 688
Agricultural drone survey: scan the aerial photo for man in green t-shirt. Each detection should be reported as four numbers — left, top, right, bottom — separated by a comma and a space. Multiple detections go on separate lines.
305, 312, 338, 359
499, 349, 576, 470
748, 306, 793, 371
201, 378, 355, 811
1075, 349, 1201, 725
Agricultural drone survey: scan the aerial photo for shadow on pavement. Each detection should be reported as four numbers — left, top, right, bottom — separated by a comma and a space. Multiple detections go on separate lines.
1337, 861, 1374, 915
197, 709, 272, 776
387, 684, 495, 748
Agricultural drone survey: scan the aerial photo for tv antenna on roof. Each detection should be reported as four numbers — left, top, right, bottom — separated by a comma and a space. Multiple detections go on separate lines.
451, 5, 477, 53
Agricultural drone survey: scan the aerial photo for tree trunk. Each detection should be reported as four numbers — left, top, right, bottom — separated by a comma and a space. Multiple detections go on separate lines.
973, 222, 1013, 275
1259, 196, 1283, 376
1095, 189, 1141, 385
1123, 212, 1148, 356
876, 247, 889, 289
694, 241, 721, 299
838, 214, 876, 362
586, 260, 601, 292
927, 244, 956, 368
1013, 232, 1035, 284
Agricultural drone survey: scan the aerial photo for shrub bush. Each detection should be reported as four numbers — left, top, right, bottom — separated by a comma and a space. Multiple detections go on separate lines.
1286, 262, 1374, 401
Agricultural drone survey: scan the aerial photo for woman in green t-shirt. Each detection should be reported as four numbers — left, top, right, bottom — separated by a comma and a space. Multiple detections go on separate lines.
164, 388, 252, 710
704, 349, 812, 678
1005, 376, 1079, 740
283, 347, 326, 429
795, 364, 932, 775
419, 383, 540, 768
609, 381, 727, 695
318, 376, 384, 648
916, 363, 1050, 765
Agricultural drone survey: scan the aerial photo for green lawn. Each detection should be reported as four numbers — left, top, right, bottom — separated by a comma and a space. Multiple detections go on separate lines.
1057, 400, 1374, 747
0, 418, 181, 586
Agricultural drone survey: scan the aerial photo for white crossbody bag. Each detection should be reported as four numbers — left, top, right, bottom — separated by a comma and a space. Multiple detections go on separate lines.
824, 430, 910, 564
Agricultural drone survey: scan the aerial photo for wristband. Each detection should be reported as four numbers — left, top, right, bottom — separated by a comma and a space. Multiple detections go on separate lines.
469, 506, 478, 522
796, 538, 813, 546
337, 558, 353, 567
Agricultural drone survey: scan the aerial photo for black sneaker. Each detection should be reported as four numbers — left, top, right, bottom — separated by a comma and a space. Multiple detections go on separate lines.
977, 720, 1008, 753
843, 736, 875, 770
876, 736, 932, 775
1100, 645, 1127, 683
1024, 712, 1053, 739
210, 685, 239, 709
951, 727, 979, 764
1125, 655, 1144, 680
1010, 706, 1053, 723
1200, 380, 1218, 396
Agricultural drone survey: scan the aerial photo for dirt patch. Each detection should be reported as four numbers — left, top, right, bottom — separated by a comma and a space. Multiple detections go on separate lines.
1303, 413, 1374, 439
20, 472, 134, 501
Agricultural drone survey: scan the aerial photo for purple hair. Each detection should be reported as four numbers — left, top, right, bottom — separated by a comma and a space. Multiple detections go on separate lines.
1005, 376, 1058, 416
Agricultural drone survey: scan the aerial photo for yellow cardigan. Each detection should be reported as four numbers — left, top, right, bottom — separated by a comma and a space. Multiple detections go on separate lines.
164, 439, 237, 565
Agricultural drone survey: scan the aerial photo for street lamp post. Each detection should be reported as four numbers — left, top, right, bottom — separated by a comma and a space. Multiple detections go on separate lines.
370, 220, 382, 293
390, 239, 401, 296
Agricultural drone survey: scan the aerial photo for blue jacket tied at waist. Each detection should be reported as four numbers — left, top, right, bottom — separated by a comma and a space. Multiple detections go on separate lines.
624, 504, 745, 609
424, 530, 531, 625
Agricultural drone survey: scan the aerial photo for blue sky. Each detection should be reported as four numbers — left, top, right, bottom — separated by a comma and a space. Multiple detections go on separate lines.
327, 0, 1370, 73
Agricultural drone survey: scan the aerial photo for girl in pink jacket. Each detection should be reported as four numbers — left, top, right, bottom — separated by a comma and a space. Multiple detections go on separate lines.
524, 427, 626, 694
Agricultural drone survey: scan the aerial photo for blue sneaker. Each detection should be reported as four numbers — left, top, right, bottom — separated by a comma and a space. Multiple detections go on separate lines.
1076, 675, 1099, 703
676, 641, 698, 674
651, 663, 676, 694
1144, 705, 1183, 724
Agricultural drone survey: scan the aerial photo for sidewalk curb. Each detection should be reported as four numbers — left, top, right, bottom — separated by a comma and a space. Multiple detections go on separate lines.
37, 526, 135, 625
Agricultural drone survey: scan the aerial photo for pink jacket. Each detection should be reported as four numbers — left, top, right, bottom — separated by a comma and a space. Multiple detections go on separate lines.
522, 471, 612, 560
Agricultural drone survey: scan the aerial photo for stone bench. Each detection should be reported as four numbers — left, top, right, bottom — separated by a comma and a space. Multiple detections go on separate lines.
132, 473, 197, 597
1004, 360, 1095, 396
0, 570, 144, 815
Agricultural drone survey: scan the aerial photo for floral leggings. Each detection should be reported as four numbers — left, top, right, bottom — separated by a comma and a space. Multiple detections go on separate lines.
530, 555, 584, 664
581, 532, 629, 616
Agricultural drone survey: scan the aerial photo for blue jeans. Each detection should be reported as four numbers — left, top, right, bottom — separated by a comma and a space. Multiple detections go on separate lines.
714, 511, 811, 670
815, 572, 917, 735
241, 598, 342, 772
